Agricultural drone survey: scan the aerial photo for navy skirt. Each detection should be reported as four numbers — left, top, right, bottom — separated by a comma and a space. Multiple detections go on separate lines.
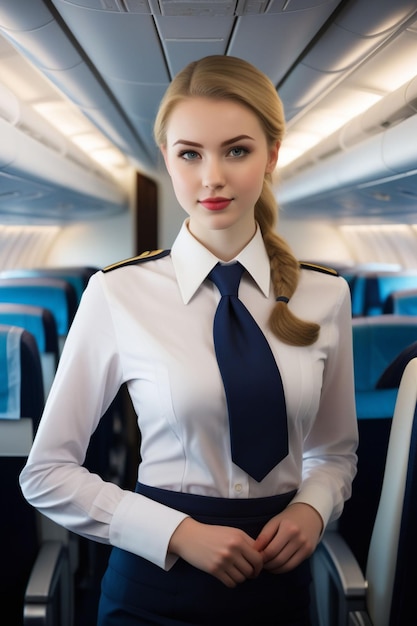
97, 483, 312, 626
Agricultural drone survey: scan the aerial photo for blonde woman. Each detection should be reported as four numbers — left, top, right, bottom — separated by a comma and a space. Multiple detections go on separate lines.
20, 55, 358, 625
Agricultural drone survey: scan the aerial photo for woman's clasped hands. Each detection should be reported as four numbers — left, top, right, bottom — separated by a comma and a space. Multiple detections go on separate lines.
168, 502, 323, 588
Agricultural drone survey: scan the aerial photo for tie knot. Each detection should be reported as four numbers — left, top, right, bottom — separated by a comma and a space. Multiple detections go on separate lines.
208, 262, 244, 297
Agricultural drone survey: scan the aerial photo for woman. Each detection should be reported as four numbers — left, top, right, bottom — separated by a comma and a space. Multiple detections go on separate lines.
20, 55, 358, 625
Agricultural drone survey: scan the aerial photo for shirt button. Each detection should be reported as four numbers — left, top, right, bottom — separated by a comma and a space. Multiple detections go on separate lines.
234, 483, 242, 493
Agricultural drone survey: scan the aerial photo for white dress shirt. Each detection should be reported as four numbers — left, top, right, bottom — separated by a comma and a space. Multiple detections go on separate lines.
20, 220, 358, 570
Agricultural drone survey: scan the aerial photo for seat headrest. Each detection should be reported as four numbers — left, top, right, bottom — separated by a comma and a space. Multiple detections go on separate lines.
0, 325, 23, 419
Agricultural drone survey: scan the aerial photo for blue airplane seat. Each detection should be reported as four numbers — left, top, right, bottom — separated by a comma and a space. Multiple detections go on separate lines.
312, 357, 417, 626
0, 303, 58, 356
384, 287, 417, 316
0, 266, 98, 305
0, 303, 59, 399
338, 317, 417, 571
0, 324, 72, 625
376, 340, 417, 390
352, 315, 417, 420
0, 276, 78, 352
350, 271, 417, 317
0, 324, 44, 431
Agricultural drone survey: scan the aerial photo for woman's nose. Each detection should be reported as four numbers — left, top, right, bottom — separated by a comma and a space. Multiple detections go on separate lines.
202, 158, 225, 189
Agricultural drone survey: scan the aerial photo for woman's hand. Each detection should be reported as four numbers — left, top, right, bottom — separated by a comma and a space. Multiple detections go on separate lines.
168, 517, 264, 587
253, 503, 323, 574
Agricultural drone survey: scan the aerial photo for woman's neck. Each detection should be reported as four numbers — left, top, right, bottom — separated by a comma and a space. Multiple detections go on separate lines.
186, 220, 257, 262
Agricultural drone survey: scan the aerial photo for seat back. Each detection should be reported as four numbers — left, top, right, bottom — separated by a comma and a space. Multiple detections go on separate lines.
350, 271, 417, 316
0, 277, 78, 352
388, 405, 417, 625
0, 324, 44, 624
0, 303, 58, 354
376, 340, 417, 390
0, 324, 44, 429
352, 315, 417, 392
310, 358, 417, 626
339, 319, 417, 570
365, 357, 417, 626
0, 303, 59, 398
385, 287, 417, 315
0, 266, 97, 306
0, 428, 39, 625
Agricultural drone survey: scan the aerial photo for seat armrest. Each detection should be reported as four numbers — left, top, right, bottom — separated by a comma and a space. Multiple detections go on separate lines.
320, 531, 367, 599
24, 540, 73, 626
348, 612, 373, 625
312, 531, 368, 626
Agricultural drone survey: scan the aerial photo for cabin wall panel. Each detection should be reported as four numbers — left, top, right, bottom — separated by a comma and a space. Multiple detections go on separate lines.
157, 170, 185, 250
45, 212, 135, 269
278, 218, 354, 266
340, 224, 417, 269
0, 225, 60, 270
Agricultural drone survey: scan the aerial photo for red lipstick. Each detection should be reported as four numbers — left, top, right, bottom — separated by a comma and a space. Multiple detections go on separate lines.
199, 197, 232, 211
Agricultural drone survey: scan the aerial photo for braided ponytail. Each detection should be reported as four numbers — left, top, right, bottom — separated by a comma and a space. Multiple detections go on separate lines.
256, 175, 320, 346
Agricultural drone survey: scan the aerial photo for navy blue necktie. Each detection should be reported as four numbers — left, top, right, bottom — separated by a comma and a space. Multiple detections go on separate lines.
208, 262, 288, 481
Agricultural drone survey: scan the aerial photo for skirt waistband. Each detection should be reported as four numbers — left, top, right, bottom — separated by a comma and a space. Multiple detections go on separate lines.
135, 482, 297, 519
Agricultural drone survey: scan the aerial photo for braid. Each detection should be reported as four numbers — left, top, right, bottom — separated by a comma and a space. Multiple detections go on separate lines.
256, 176, 320, 346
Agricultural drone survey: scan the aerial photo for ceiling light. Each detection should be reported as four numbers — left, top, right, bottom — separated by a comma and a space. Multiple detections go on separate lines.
90, 147, 127, 169
33, 101, 92, 136
71, 132, 109, 152
278, 19, 417, 172
279, 89, 382, 168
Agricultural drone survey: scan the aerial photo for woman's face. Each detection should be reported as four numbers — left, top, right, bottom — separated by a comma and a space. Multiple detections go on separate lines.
161, 97, 279, 249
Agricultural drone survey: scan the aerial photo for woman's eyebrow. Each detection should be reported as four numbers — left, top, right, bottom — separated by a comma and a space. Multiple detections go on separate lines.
172, 135, 255, 148
172, 139, 202, 147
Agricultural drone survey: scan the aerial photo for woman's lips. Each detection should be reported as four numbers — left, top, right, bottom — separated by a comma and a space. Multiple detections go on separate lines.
199, 198, 232, 211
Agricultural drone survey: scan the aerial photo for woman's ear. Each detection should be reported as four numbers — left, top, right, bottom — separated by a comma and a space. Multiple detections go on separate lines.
266, 141, 280, 174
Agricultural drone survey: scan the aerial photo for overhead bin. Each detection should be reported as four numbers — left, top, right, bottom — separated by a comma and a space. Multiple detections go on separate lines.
0, 37, 127, 223
278, 111, 417, 207
0, 119, 124, 204
305, 75, 417, 160
340, 76, 417, 149
278, 0, 417, 120
0, 0, 153, 168
0, 72, 128, 221
0, 119, 127, 221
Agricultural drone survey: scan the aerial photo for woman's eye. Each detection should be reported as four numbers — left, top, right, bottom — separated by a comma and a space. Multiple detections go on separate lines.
229, 146, 248, 158
179, 150, 200, 160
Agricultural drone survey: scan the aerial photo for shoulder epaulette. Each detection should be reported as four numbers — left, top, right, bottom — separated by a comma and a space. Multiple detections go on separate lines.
102, 249, 170, 273
299, 261, 339, 277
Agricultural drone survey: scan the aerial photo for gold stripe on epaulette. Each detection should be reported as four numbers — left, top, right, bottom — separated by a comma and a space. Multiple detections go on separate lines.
137, 249, 165, 259
103, 249, 166, 272
299, 262, 339, 276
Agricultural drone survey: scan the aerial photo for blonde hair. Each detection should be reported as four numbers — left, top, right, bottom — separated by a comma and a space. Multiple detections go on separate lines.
154, 55, 319, 346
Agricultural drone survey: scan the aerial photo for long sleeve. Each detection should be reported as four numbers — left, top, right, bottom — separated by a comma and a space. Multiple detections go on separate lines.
19, 273, 188, 570
289, 273, 358, 526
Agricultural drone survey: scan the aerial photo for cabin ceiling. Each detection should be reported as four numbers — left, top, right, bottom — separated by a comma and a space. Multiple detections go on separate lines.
1, 0, 417, 223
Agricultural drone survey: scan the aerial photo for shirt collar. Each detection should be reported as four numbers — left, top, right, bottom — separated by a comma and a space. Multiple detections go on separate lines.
171, 220, 271, 304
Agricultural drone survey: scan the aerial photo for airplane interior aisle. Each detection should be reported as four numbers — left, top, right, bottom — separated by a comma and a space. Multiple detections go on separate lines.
1, 0, 417, 624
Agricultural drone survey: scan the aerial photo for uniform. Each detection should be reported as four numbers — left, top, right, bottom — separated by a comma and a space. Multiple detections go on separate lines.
20, 220, 358, 625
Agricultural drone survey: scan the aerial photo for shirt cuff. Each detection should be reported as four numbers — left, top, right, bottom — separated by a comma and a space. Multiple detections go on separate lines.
289, 482, 335, 534
109, 491, 189, 570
